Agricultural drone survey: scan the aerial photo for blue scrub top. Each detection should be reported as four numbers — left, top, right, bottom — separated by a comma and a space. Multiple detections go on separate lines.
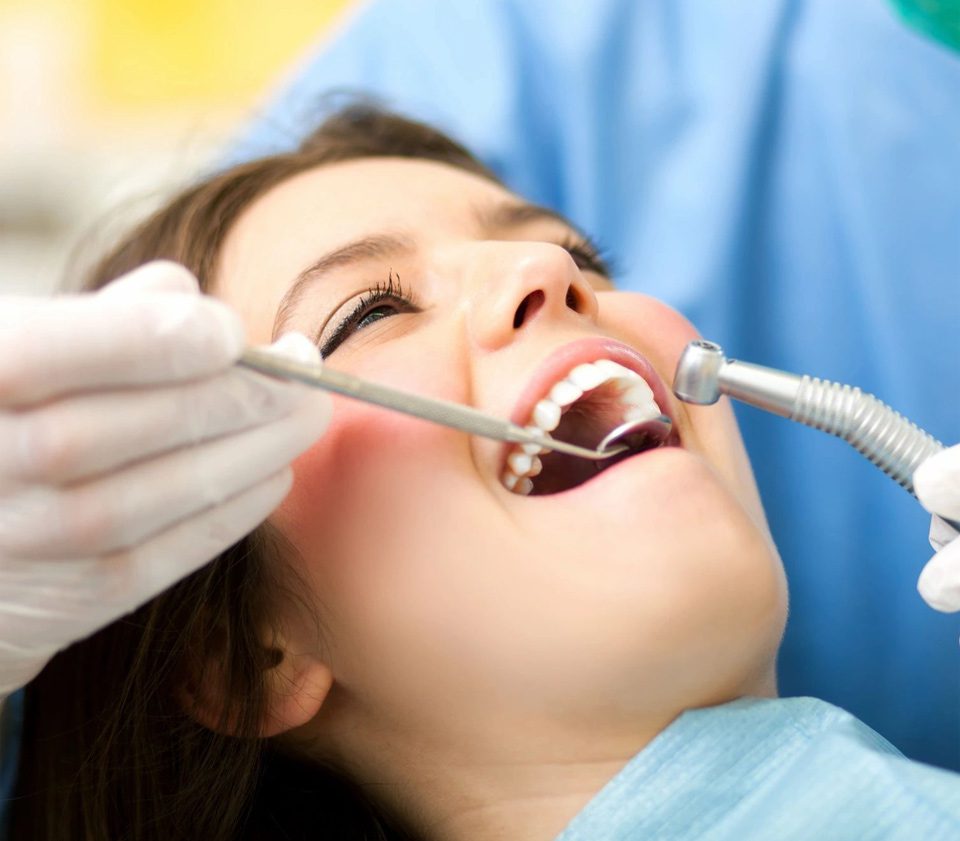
555, 697, 960, 840
226, 0, 960, 770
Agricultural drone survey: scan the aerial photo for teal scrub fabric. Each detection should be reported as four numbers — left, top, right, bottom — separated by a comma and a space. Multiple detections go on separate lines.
555, 697, 960, 840
890, 0, 960, 52
226, 0, 960, 769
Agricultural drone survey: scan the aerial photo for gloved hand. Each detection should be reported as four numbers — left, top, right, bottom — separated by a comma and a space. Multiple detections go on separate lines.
914, 444, 960, 612
0, 261, 331, 697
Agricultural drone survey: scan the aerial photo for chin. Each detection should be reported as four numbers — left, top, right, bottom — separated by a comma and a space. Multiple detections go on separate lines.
533, 446, 787, 709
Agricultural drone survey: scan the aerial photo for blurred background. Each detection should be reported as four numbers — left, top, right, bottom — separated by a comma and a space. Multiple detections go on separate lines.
0, 0, 351, 295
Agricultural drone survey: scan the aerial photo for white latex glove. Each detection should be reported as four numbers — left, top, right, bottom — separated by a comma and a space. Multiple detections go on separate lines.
0, 261, 331, 697
914, 444, 960, 612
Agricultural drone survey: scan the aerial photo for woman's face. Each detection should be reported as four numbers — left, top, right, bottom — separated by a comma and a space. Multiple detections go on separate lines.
215, 157, 787, 754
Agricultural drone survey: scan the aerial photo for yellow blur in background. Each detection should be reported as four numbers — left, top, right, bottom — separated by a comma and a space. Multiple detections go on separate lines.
0, 0, 352, 294
88, 0, 347, 108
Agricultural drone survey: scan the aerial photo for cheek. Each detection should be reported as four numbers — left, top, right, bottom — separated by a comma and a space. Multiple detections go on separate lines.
276, 336, 467, 546
276, 394, 451, 568
272, 397, 515, 713
272, 401, 446, 644
600, 292, 700, 372
269, 342, 483, 656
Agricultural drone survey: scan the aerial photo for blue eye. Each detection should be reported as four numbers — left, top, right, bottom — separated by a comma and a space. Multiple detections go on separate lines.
320, 272, 417, 357
356, 303, 403, 330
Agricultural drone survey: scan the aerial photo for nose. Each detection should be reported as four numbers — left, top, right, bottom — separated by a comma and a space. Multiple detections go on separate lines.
460, 241, 599, 350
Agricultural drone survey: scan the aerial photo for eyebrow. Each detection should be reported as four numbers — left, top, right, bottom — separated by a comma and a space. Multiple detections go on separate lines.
271, 200, 580, 340
272, 232, 415, 340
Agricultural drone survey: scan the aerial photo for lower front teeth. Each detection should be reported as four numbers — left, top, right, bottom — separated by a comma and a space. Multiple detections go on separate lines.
508, 452, 542, 476
504, 472, 535, 494
521, 436, 546, 456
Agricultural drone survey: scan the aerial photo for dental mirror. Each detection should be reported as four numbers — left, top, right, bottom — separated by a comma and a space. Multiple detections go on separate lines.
596, 414, 673, 456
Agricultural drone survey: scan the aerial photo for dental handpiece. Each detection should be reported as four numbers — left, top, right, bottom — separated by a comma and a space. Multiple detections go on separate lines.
673, 339, 959, 530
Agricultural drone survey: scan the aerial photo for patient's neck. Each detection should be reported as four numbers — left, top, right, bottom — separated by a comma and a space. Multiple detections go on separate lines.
324, 669, 778, 841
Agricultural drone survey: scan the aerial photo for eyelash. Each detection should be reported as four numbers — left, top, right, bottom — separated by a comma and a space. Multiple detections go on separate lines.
559, 234, 614, 278
319, 236, 612, 357
319, 270, 415, 357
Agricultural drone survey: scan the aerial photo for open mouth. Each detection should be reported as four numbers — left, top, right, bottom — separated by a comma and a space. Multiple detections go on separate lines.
502, 355, 680, 496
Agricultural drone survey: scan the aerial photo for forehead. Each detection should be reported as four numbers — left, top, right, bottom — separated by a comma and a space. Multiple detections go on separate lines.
215, 157, 519, 339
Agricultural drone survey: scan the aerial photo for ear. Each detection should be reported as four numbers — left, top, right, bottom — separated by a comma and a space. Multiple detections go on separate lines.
178, 624, 334, 739
258, 635, 334, 738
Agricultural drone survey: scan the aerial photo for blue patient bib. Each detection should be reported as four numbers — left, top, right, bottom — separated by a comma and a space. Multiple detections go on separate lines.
556, 697, 960, 840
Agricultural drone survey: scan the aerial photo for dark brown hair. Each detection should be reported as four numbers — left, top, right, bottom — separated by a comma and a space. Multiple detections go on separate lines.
10, 104, 499, 841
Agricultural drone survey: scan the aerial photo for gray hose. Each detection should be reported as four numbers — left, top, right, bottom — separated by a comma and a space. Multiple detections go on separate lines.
792, 377, 943, 496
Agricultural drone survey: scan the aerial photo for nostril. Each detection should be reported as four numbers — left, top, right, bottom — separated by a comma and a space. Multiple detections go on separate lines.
565, 285, 578, 311
513, 290, 545, 328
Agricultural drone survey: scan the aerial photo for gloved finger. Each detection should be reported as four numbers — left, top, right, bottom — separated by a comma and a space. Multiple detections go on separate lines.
0, 287, 245, 409
97, 260, 199, 297
0, 393, 330, 559
0, 335, 324, 486
914, 444, 960, 521
115, 466, 294, 615
258, 330, 321, 365
0, 468, 294, 695
917, 538, 960, 612
929, 515, 960, 553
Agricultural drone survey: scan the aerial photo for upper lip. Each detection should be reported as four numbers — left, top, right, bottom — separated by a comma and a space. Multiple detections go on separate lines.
500, 336, 681, 473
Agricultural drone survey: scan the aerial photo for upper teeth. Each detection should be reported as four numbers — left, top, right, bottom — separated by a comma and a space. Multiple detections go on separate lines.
503, 357, 663, 495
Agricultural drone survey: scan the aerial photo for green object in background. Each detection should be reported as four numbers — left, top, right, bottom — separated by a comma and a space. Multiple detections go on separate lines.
889, 0, 960, 52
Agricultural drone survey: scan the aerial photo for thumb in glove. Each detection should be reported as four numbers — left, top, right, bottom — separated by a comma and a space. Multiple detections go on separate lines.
914, 444, 960, 612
